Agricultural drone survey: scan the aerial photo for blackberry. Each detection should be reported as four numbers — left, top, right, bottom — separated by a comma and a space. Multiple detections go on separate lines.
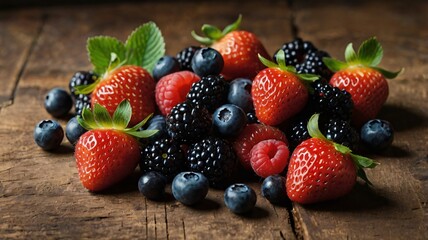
176, 46, 201, 71
140, 138, 185, 181
75, 94, 91, 116
296, 51, 333, 79
69, 71, 97, 98
274, 38, 332, 79
166, 101, 211, 144
246, 111, 259, 124
311, 80, 354, 120
187, 75, 229, 112
286, 115, 311, 149
321, 118, 359, 150
186, 137, 237, 188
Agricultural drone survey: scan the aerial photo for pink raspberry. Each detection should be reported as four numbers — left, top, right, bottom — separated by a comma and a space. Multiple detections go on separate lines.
250, 139, 290, 178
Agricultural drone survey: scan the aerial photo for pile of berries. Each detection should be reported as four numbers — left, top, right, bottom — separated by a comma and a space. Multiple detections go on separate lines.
34, 17, 400, 211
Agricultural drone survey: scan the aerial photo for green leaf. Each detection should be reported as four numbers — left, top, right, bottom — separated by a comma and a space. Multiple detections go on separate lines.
307, 114, 327, 140
372, 66, 403, 79
74, 79, 100, 95
350, 153, 378, 169
202, 24, 223, 40
357, 37, 383, 67
356, 168, 373, 186
222, 14, 242, 35
191, 31, 214, 45
323, 57, 348, 72
344, 43, 357, 63
127, 129, 158, 138
81, 107, 97, 129
333, 143, 352, 155
126, 113, 153, 132
77, 114, 93, 131
93, 103, 112, 128
87, 36, 126, 75
298, 73, 319, 82
112, 100, 132, 129
258, 54, 278, 68
125, 22, 165, 73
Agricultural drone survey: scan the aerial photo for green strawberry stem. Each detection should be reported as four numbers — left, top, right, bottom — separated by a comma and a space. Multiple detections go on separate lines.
192, 14, 242, 45
307, 114, 379, 185
77, 99, 157, 139
258, 51, 319, 82
323, 37, 403, 78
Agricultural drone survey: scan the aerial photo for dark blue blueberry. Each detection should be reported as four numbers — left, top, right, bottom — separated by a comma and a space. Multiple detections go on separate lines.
224, 183, 257, 214
212, 104, 247, 138
360, 119, 394, 152
172, 172, 209, 205
191, 47, 224, 77
227, 78, 253, 112
138, 171, 167, 201
65, 116, 87, 145
44, 88, 73, 118
144, 115, 168, 143
261, 175, 290, 205
34, 119, 64, 151
152, 56, 180, 81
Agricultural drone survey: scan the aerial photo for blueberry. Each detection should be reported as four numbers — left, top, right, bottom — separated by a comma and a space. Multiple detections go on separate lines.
227, 78, 253, 112
65, 116, 87, 145
144, 115, 168, 143
224, 183, 257, 214
34, 119, 64, 150
152, 56, 180, 81
261, 175, 289, 205
213, 104, 247, 138
360, 119, 394, 152
191, 47, 224, 77
138, 171, 167, 201
44, 88, 73, 118
172, 172, 209, 205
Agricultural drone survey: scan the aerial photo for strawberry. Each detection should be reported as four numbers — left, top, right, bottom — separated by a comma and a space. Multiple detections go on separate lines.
323, 37, 402, 126
252, 51, 318, 126
155, 71, 200, 116
91, 65, 155, 126
76, 22, 165, 126
233, 123, 288, 170
75, 100, 155, 192
286, 114, 377, 204
192, 15, 270, 80
250, 139, 290, 178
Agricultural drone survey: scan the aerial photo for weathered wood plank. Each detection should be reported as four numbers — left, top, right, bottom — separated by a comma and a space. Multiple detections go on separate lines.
0, 9, 42, 107
0, 1, 296, 239
292, 0, 428, 239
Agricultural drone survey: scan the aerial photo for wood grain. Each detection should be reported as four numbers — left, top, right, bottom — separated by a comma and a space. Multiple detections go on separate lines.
0, 1, 296, 239
292, 0, 428, 239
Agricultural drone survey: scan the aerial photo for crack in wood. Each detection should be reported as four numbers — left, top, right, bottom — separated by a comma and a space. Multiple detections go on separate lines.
181, 219, 186, 240
164, 203, 169, 240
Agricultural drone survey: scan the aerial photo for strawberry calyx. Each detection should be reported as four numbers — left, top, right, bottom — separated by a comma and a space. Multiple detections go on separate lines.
307, 113, 378, 185
191, 14, 242, 45
258, 50, 319, 82
323, 37, 402, 79
75, 22, 165, 95
77, 99, 157, 139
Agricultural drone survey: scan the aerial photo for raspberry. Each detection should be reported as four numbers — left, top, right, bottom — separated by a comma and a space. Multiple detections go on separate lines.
176, 46, 201, 71
166, 101, 212, 144
155, 71, 200, 116
186, 137, 237, 188
187, 75, 229, 112
233, 124, 287, 170
250, 139, 290, 178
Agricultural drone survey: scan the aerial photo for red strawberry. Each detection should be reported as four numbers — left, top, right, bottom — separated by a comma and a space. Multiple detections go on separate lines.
286, 114, 377, 204
91, 65, 155, 127
233, 123, 288, 170
155, 71, 200, 116
75, 100, 155, 192
192, 15, 270, 80
323, 37, 402, 126
250, 139, 290, 178
252, 51, 318, 126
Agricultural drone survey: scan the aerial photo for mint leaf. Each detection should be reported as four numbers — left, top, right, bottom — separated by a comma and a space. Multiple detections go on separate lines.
125, 22, 165, 73
87, 36, 126, 75
357, 37, 383, 67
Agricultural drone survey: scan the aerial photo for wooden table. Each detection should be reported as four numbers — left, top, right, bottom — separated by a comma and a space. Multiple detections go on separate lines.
1, 0, 427, 239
